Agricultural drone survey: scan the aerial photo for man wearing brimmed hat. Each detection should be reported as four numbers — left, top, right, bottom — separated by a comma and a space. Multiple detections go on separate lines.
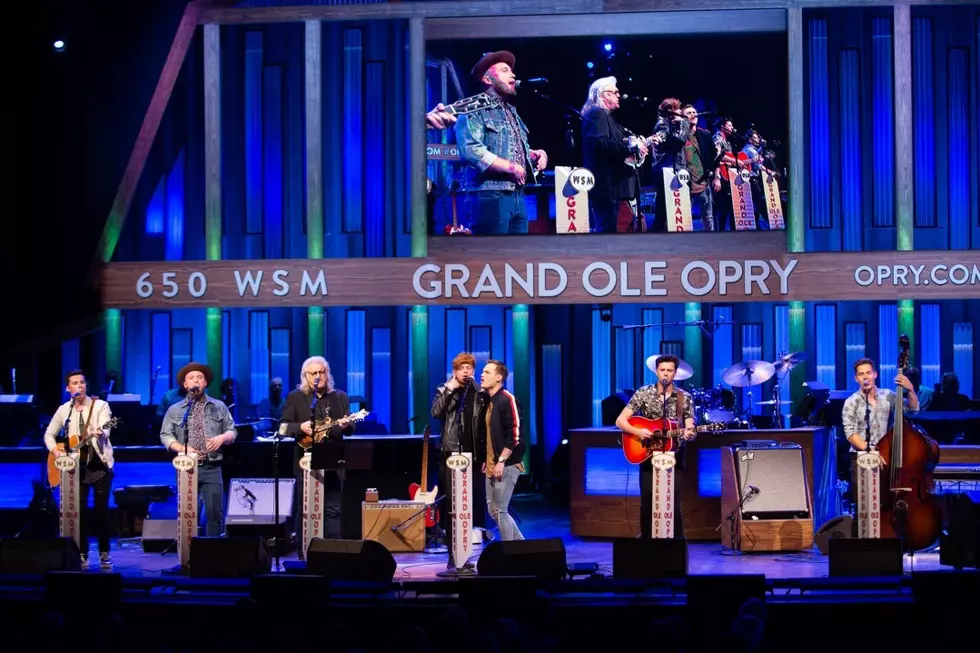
454, 50, 547, 234
160, 362, 237, 536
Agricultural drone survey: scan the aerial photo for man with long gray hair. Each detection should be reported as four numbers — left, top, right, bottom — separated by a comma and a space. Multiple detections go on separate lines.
581, 76, 649, 233
281, 356, 356, 544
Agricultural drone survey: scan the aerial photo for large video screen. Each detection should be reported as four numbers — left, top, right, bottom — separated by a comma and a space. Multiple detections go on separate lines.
425, 33, 788, 236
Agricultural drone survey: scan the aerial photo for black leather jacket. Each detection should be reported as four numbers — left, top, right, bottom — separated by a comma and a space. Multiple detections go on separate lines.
431, 381, 484, 454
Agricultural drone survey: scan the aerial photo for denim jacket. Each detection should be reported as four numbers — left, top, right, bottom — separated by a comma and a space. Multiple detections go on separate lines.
160, 395, 237, 462
455, 102, 533, 192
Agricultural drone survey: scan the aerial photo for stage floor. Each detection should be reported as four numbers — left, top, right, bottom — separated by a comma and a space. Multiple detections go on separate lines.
85, 495, 954, 581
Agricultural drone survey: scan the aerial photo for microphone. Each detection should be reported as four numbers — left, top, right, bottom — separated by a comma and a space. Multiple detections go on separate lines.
188, 385, 201, 396
515, 77, 548, 88
748, 485, 760, 495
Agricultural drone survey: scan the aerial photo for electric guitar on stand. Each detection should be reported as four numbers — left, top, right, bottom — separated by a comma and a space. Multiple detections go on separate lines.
408, 425, 440, 527
621, 416, 723, 464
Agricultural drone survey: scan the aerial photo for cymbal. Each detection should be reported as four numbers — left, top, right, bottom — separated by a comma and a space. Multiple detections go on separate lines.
723, 360, 775, 387
645, 354, 694, 381
773, 351, 807, 373
757, 400, 792, 406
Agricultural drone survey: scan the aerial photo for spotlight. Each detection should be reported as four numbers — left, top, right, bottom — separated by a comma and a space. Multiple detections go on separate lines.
561, 439, 568, 446
603, 43, 613, 52
53, 40, 66, 52
586, 61, 594, 69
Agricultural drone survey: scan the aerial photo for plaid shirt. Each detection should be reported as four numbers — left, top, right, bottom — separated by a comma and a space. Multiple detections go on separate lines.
841, 387, 917, 450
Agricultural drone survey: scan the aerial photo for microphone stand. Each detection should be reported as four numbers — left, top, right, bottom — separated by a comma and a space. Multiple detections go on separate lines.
622, 319, 733, 340
62, 398, 76, 452
271, 422, 286, 572
864, 390, 873, 452
716, 486, 757, 555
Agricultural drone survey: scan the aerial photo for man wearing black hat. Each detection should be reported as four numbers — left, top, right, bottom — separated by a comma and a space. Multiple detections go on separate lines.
455, 50, 547, 235
160, 362, 237, 537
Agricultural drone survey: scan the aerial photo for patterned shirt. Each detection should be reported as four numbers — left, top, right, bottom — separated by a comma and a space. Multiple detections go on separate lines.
501, 104, 528, 183
188, 397, 208, 455
626, 384, 695, 424
841, 387, 917, 450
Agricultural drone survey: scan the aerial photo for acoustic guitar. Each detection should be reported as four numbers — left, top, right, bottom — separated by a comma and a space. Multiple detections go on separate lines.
297, 409, 369, 450
408, 425, 440, 527
47, 416, 120, 487
621, 416, 723, 465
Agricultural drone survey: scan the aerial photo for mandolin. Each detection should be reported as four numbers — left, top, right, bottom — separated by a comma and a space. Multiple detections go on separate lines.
297, 409, 369, 450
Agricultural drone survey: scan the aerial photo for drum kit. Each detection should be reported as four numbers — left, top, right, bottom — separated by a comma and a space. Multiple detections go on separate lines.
645, 351, 807, 429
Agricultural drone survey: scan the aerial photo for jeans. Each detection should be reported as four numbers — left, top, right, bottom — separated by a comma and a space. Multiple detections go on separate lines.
472, 190, 528, 234
197, 464, 225, 537
79, 470, 113, 553
691, 190, 714, 231
486, 466, 524, 541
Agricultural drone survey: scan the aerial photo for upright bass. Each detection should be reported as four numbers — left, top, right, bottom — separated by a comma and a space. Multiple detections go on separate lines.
874, 335, 942, 552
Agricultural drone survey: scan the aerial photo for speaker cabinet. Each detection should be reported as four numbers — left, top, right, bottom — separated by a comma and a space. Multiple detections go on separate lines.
612, 537, 688, 579
477, 538, 567, 580
304, 538, 397, 583
141, 519, 177, 553
829, 537, 903, 576
189, 536, 272, 578
0, 537, 81, 574
814, 515, 854, 555
361, 500, 426, 552
720, 446, 814, 552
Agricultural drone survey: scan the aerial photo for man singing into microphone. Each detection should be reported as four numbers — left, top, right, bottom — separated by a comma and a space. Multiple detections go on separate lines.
44, 369, 115, 568
615, 355, 696, 539
455, 51, 547, 234
280, 356, 355, 543
431, 352, 486, 576
160, 362, 237, 537
842, 358, 918, 453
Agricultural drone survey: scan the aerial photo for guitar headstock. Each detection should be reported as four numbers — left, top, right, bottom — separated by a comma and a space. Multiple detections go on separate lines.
706, 421, 725, 432
103, 417, 121, 429
898, 334, 911, 371
422, 424, 431, 439
451, 93, 495, 116
349, 409, 370, 423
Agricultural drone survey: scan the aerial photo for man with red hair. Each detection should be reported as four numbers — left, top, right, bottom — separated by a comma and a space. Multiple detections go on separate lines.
431, 352, 484, 575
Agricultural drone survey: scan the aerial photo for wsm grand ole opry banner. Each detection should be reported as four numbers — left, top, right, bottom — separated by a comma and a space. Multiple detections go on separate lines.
100, 250, 980, 308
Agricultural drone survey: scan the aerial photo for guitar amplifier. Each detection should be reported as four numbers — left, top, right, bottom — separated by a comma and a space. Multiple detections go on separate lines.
361, 500, 426, 553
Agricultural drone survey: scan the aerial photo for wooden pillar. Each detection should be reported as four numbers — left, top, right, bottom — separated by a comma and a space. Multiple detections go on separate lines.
203, 22, 222, 393
787, 7, 807, 404
512, 305, 531, 471
409, 17, 429, 433
305, 20, 325, 356
894, 5, 915, 354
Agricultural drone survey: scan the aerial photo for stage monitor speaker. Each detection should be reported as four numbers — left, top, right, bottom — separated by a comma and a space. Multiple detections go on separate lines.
189, 536, 272, 578
939, 492, 980, 570
828, 537, 903, 577
814, 515, 854, 555
0, 537, 81, 574
735, 445, 809, 519
141, 519, 177, 553
477, 538, 567, 580
612, 537, 688, 579
304, 538, 397, 583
